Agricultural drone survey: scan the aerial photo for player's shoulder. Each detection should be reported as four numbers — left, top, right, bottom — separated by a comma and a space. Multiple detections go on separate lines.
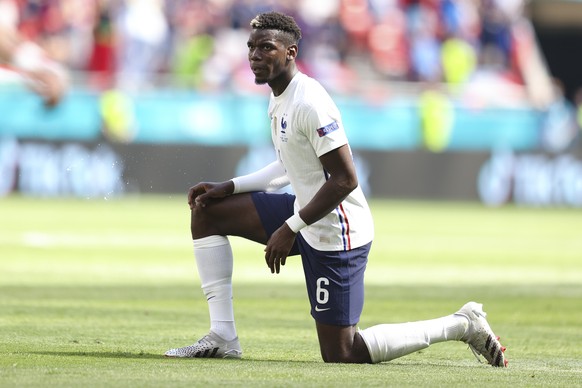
294, 73, 333, 107
296, 72, 327, 94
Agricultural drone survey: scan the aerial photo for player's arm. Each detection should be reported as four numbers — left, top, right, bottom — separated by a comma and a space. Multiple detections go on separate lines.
294, 144, 357, 226
189, 160, 288, 209
265, 144, 357, 273
232, 160, 289, 194
0, 24, 68, 106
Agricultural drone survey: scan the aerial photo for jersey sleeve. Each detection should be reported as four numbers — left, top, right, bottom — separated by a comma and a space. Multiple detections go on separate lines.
299, 100, 348, 158
232, 160, 289, 194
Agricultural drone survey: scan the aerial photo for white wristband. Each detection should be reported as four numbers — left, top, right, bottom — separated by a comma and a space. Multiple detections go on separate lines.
285, 213, 307, 233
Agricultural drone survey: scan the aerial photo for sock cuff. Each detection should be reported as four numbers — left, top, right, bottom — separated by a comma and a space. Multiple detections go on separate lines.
193, 235, 229, 249
357, 328, 380, 364
202, 279, 232, 291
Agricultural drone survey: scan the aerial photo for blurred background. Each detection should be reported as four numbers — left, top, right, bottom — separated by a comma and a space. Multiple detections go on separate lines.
1, 0, 581, 207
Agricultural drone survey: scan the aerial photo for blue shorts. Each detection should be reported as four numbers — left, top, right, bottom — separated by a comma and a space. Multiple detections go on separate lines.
251, 192, 370, 326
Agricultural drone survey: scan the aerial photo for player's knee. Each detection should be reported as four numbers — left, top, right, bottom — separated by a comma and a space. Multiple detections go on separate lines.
190, 206, 217, 238
320, 339, 372, 364
321, 350, 359, 364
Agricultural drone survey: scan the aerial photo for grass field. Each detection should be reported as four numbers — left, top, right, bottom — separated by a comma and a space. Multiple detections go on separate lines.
1, 195, 581, 387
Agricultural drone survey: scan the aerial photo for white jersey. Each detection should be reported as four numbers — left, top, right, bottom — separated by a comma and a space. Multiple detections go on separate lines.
268, 72, 374, 251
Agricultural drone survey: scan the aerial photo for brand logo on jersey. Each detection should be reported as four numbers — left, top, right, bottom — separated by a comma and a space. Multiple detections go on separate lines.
281, 116, 287, 131
316, 121, 339, 137
314, 305, 330, 312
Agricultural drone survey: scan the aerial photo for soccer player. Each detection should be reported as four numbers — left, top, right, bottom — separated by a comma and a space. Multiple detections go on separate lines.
0, 2, 67, 107
165, 11, 507, 367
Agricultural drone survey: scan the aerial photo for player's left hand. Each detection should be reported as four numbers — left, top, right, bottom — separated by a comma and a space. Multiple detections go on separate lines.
264, 223, 296, 274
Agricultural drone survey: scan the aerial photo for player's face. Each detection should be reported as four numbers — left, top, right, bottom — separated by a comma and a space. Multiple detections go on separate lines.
247, 29, 293, 88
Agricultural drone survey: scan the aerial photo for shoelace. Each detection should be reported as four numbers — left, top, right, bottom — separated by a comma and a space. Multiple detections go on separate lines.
197, 335, 215, 347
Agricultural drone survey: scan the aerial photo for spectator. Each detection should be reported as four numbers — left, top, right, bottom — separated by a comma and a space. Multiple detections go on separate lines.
86, 0, 116, 90
368, 5, 409, 80
1, 0, 548, 110
167, 0, 215, 89
406, 2, 441, 82
115, 0, 169, 91
0, 0, 68, 106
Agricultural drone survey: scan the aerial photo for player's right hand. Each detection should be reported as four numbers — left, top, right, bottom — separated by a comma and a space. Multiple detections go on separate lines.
188, 181, 234, 210
264, 222, 296, 274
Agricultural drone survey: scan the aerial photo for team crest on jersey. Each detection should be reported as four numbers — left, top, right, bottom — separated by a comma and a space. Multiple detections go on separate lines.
279, 114, 289, 142
317, 121, 339, 137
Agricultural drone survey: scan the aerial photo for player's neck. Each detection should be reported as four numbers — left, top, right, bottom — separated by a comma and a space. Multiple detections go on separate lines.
270, 67, 298, 97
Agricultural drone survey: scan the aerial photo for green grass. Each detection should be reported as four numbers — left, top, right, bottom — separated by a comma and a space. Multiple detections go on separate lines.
0, 195, 581, 387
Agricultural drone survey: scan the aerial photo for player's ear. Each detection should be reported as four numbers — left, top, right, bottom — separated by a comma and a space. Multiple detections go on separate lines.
286, 44, 298, 61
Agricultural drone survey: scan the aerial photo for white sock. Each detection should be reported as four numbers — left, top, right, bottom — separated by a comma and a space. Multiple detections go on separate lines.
193, 235, 237, 341
359, 314, 469, 363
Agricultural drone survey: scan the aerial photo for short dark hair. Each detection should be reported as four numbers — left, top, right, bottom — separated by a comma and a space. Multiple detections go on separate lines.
250, 11, 302, 44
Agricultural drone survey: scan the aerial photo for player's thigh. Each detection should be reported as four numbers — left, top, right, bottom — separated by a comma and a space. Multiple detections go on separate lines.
300, 242, 370, 326
307, 244, 372, 362
190, 193, 268, 243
